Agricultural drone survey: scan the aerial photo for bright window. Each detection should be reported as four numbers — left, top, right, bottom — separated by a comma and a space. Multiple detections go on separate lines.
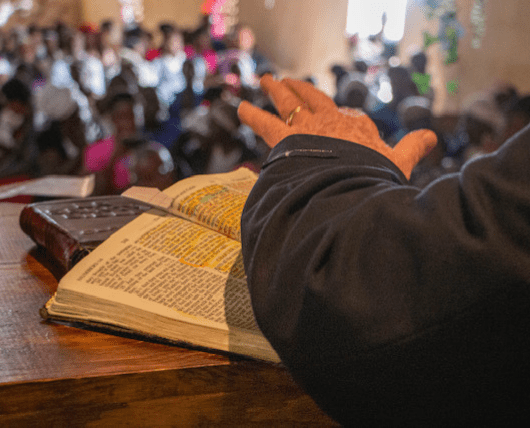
346, 0, 409, 42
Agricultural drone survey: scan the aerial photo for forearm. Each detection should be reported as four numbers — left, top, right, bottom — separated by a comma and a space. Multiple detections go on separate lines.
241, 129, 530, 424
242, 134, 410, 346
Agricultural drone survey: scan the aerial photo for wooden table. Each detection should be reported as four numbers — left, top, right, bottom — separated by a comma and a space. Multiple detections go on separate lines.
0, 202, 338, 427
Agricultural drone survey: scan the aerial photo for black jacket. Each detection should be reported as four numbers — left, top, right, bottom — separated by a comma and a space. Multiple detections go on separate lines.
241, 127, 530, 427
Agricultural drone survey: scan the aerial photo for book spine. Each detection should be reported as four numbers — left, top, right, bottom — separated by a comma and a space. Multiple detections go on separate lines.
19, 206, 80, 272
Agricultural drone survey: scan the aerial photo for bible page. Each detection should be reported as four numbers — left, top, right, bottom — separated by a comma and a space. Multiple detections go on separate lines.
52, 209, 259, 333
123, 168, 257, 242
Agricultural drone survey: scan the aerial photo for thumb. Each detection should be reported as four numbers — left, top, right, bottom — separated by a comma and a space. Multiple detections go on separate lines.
392, 129, 438, 179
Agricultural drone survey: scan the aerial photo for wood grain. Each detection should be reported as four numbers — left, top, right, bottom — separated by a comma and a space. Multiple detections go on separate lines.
0, 203, 35, 266
0, 202, 338, 426
1, 364, 338, 427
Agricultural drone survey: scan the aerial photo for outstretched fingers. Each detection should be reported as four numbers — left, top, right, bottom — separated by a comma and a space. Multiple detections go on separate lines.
260, 74, 306, 121
282, 78, 337, 113
393, 129, 438, 179
238, 100, 291, 148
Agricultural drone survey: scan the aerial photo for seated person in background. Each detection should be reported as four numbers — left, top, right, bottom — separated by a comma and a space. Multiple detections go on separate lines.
82, 92, 139, 195
97, 70, 146, 140
173, 94, 264, 177
128, 140, 176, 189
139, 85, 162, 137
459, 95, 504, 162
73, 25, 106, 100
491, 82, 519, 114
185, 26, 218, 80
120, 27, 159, 89
331, 60, 369, 108
368, 65, 420, 141
334, 72, 369, 110
153, 24, 187, 108
84, 91, 176, 194
238, 75, 530, 426
408, 51, 435, 104
205, 97, 264, 174
149, 59, 204, 152
0, 78, 37, 179
178, 59, 204, 115
393, 96, 459, 188
0, 56, 11, 88
34, 84, 87, 176
499, 95, 530, 144
99, 19, 122, 82
142, 30, 159, 62
218, 25, 259, 88
330, 64, 349, 93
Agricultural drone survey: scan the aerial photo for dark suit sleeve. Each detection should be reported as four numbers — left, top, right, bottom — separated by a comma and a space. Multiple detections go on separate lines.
241, 129, 530, 426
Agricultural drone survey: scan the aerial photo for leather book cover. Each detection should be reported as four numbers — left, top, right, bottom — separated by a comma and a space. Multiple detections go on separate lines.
19, 195, 152, 272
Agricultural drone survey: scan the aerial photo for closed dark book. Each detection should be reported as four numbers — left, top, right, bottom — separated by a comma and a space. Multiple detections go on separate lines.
19, 195, 152, 272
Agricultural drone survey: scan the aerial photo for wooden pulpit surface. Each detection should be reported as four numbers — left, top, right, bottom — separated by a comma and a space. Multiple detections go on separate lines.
0, 202, 338, 427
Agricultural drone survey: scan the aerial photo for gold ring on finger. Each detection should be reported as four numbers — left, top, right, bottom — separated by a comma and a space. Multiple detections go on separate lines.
286, 105, 303, 126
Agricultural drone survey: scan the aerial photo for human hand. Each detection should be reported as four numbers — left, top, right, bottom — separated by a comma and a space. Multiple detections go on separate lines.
238, 74, 437, 179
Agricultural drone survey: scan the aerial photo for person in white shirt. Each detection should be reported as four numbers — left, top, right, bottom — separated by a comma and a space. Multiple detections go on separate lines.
153, 24, 186, 108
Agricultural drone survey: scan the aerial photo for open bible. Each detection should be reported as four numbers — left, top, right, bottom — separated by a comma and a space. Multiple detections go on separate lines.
41, 168, 280, 363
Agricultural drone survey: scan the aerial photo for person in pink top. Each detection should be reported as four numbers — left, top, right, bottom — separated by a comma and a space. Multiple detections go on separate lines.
83, 92, 137, 195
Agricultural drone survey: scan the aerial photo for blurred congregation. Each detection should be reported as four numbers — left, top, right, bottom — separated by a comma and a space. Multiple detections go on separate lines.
0, 13, 277, 197
1, 0, 530, 198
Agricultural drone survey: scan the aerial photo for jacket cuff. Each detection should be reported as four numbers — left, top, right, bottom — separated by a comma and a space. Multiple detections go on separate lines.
262, 134, 406, 181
